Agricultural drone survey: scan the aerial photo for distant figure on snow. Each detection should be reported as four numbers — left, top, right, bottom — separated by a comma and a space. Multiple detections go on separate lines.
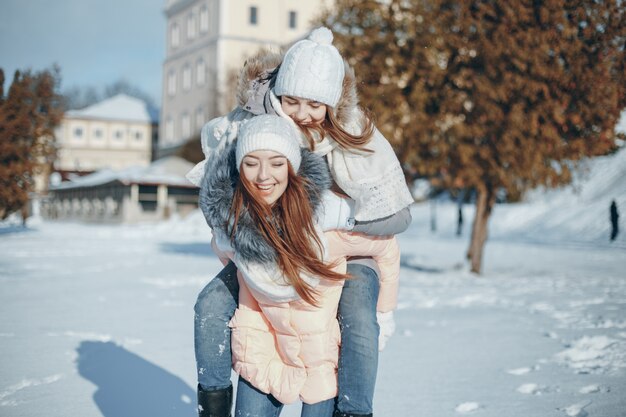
456, 189, 466, 237
610, 200, 619, 241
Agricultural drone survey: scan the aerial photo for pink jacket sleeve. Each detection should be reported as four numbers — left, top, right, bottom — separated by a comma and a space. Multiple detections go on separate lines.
325, 231, 400, 312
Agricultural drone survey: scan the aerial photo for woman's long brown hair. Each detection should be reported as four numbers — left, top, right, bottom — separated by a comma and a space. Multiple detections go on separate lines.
297, 107, 376, 154
228, 164, 348, 306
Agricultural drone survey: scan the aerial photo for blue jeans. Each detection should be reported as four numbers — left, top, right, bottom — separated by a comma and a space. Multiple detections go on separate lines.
194, 262, 380, 414
235, 376, 335, 417
194, 261, 239, 391
336, 264, 380, 414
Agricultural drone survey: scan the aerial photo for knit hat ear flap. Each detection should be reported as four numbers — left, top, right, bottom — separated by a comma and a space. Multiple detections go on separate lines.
236, 115, 302, 172
274, 27, 345, 108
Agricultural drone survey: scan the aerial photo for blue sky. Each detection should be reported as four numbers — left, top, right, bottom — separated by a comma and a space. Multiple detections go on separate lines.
0, 0, 165, 105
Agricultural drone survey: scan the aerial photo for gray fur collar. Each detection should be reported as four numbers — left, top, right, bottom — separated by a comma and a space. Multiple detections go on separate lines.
199, 142, 331, 264
235, 49, 360, 128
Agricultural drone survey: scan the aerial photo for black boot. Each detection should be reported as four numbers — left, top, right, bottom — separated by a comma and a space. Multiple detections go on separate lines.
334, 411, 373, 417
197, 384, 232, 417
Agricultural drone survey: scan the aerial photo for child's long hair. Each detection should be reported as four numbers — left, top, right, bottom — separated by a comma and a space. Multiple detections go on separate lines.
228, 163, 348, 305
295, 108, 376, 154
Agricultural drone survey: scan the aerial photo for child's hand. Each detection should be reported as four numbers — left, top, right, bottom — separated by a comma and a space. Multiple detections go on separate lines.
377, 311, 396, 351
317, 190, 355, 231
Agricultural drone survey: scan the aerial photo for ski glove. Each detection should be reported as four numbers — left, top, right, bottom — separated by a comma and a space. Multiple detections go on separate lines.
317, 190, 356, 231
377, 311, 396, 351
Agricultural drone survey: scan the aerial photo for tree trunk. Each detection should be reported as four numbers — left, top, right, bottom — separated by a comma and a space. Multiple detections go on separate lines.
21, 204, 29, 227
430, 198, 437, 232
466, 184, 496, 274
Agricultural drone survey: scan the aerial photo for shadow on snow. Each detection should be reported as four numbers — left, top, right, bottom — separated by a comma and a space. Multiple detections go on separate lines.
76, 341, 196, 417
400, 254, 465, 274
0, 225, 35, 236
159, 242, 216, 257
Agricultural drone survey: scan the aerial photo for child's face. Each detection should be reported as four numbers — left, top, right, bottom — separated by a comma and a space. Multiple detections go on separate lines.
241, 151, 289, 205
280, 96, 327, 125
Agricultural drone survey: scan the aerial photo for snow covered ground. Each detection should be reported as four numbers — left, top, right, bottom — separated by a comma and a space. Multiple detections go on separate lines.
1, 147, 625, 417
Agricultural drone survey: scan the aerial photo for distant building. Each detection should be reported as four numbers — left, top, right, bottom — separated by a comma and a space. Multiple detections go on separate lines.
43, 156, 198, 223
159, 0, 334, 156
55, 94, 158, 180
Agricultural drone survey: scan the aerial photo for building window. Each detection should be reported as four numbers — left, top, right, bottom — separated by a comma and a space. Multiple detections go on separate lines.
181, 113, 191, 138
73, 127, 83, 138
196, 107, 204, 130
134, 131, 143, 141
249, 6, 258, 25
168, 70, 177, 96
200, 6, 208, 33
187, 13, 196, 39
91, 127, 104, 141
138, 185, 158, 212
196, 59, 206, 86
114, 130, 124, 140
182, 64, 192, 91
171, 23, 180, 48
140, 201, 158, 212
165, 117, 174, 143
289, 11, 297, 29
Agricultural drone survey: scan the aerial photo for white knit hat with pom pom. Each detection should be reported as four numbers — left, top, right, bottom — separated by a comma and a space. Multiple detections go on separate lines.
236, 115, 302, 172
274, 27, 345, 108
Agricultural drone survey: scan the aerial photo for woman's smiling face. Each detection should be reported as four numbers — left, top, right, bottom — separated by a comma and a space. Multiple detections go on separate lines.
240, 150, 289, 205
280, 96, 327, 125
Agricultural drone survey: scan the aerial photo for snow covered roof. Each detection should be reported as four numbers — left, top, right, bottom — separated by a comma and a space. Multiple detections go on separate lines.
51, 156, 196, 190
66, 94, 159, 124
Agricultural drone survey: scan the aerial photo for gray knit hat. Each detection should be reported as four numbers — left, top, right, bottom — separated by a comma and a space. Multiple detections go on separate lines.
236, 115, 302, 172
274, 27, 345, 108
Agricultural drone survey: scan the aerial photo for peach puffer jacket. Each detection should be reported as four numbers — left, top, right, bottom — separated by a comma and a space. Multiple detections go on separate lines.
213, 230, 400, 405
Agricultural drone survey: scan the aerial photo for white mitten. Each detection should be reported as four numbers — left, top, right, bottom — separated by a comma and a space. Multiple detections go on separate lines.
317, 190, 356, 231
377, 311, 396, 351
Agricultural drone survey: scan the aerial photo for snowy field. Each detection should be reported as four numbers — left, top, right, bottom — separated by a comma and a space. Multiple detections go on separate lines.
1, 148, 625, 417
